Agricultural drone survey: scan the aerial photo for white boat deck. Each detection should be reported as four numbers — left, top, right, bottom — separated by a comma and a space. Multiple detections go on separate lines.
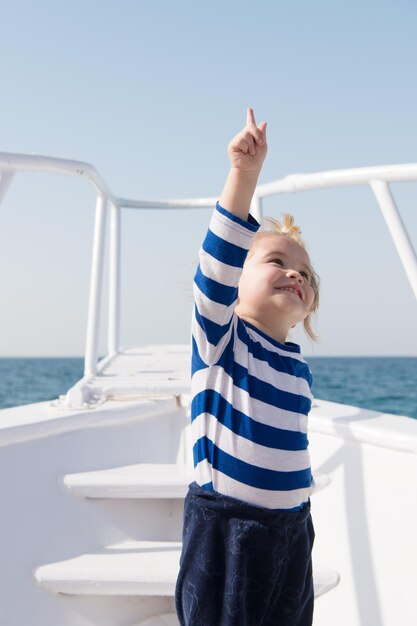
64, 346, 191, 408
61, 344, 417, 457
0, 342, 415, 626
96, 346, 190, 396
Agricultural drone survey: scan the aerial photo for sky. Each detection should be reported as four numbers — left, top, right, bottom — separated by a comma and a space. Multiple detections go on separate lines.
1, 0, 417, 357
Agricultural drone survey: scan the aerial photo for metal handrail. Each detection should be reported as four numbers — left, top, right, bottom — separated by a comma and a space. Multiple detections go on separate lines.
256, 163, 417, 195
1, 152, 416, 377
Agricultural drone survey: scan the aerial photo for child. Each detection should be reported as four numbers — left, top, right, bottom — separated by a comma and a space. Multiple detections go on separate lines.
175, 108, 319, 626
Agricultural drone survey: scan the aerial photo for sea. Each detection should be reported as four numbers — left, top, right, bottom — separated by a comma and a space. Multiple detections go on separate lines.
0, 356, 416, 420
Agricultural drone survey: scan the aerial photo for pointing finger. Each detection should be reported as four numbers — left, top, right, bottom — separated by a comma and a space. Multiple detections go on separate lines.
246, 107, 256, 128
246, 108, 266, 145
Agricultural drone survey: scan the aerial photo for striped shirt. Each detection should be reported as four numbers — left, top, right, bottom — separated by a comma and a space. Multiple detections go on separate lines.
191, 202, 314, 510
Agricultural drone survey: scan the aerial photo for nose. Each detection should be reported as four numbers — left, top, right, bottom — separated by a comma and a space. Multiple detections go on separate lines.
286, 268, 304, 283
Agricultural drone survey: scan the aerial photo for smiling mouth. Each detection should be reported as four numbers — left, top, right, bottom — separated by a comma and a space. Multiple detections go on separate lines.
276, 287, 303, 300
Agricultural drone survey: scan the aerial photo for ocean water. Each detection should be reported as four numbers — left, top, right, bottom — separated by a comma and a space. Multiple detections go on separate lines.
0, 357, 85, 411
308, 357, 417, 420
0, 356, 416, 420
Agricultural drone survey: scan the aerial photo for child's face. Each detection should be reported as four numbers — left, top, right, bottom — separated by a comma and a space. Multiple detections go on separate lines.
236, 234, 315, 341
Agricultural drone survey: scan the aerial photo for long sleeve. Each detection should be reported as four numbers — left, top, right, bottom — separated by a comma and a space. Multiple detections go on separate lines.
192, 201, 260, 366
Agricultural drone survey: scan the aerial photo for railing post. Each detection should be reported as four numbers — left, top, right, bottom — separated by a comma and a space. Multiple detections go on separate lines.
250, 194, 263, 223
84, 194, 108, 377
0, 171, 15, 205
108, 201, 121, 357
370, 180, 417, 301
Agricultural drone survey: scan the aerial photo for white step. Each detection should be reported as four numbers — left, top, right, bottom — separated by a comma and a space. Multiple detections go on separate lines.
62, 463, 193, 498
34, 540, 339, 598
133, 616, 178, 626
312, 471, 332, 494
62, 463, 330, 499
34, 540, 182, 596
314, 566, 340, 597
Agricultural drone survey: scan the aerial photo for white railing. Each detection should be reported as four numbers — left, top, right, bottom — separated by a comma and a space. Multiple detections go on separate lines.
1, 152, 417, 377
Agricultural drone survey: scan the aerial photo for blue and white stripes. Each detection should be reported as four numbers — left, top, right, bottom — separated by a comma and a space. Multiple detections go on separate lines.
191, 202, 314, 510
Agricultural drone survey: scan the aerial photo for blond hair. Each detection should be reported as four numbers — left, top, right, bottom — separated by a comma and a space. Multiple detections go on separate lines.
248, 213, 320, 341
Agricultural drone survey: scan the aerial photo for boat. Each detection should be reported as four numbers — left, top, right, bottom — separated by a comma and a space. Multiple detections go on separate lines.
1, 152, 416, 626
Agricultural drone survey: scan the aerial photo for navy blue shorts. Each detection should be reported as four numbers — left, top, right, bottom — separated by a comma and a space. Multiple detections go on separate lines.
175, 482, 315, 626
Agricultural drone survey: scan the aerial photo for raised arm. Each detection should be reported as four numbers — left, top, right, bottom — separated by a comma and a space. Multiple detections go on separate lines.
218, 107, 268, 221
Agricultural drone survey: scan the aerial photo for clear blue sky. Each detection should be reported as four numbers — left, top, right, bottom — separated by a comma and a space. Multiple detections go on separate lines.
1, 0, 416, 356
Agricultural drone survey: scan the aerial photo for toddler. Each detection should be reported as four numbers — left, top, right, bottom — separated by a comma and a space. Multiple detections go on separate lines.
176, 108, 319, 626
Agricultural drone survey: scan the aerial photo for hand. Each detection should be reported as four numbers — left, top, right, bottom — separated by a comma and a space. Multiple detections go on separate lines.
227, 108, 268, 175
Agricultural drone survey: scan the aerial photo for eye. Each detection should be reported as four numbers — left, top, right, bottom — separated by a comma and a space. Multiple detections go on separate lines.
300, 270, 312, 283
271, 258, 284, 266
